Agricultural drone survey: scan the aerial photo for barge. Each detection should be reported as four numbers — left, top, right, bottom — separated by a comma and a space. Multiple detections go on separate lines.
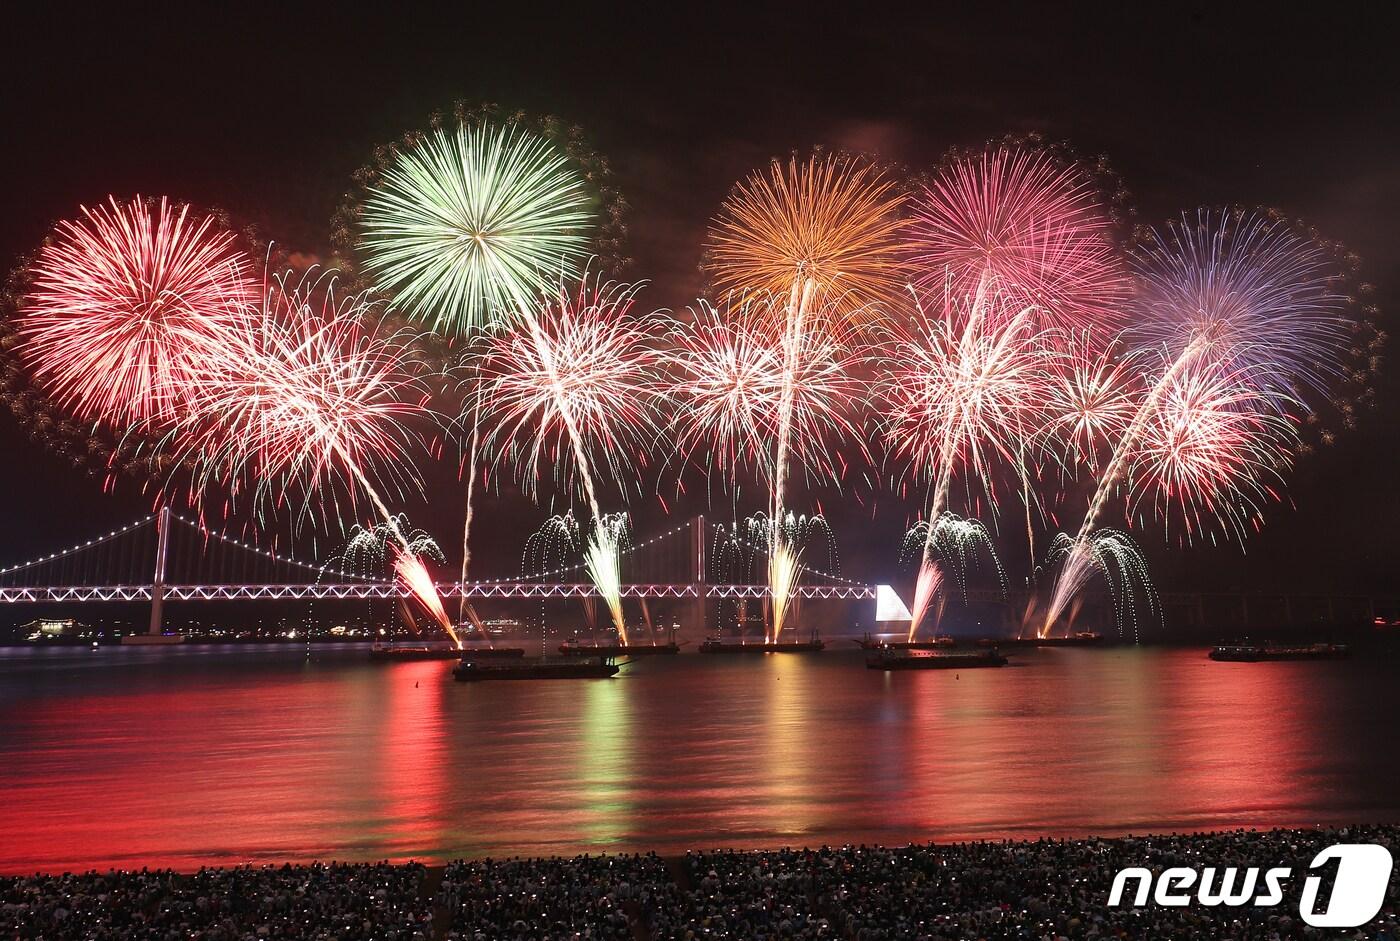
698, 632, 824, 654
452, 657, 620, 681
559, 637, 680, 657
867, 648, 1009, 670
1209, 642, 1349, 662
370, 642, 525, 662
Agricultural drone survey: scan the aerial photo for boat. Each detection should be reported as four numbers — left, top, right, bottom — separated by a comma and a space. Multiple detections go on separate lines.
976, 631, 1104, 648
370, 641, 525, 661
1209, 641, 1349, 662
867, 648, 1008, 670
852, 632, 954, 650
452, 657, 620, 681
558, 635, 680, 657
698, 631, 824, 654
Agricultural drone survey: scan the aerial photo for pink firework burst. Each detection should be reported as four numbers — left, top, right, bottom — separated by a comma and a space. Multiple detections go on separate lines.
171, 270, 431, 527
474, 278, 665, 505
20, 196, 255, 429
908, 146, 1130, 336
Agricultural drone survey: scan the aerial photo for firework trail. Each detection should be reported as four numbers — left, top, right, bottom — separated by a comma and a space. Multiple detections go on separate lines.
392, 545, 454, 636
907, 143, 1131, 337
705, 153, 903, 634
583, 513, 632, 645
19, 196, 255, 429
724, 513, 834, 642
521, 512, 634, 644
1041, 210, 1349, 635
167, 268, 456, 644
1043, 530, 1159, 642
900, 514, 1006, 641
336, 517, 466, 640
878, 275, 1048, 635
474, 276, 663, 641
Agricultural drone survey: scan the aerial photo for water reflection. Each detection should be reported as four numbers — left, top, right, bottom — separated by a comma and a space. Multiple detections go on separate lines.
0, 645, 1394, 872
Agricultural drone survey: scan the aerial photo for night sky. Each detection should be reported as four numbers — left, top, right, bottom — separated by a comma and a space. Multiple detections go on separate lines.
1, 5, 1396, 602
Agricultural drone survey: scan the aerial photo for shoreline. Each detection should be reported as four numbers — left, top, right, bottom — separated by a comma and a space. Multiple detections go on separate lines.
5, 827, 1396, 940
4, 822, 1397, 878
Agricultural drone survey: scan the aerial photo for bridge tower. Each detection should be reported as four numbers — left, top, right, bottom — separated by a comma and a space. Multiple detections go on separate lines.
146, 506, 172, 635
688, 515, 706, 636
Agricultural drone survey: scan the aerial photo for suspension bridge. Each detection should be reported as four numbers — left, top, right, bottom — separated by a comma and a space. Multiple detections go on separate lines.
0, 509, 880, 636
4, 510, 1389, 638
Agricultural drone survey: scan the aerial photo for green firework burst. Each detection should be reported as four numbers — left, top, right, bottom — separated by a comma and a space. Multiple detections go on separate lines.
357, 122, 595, 333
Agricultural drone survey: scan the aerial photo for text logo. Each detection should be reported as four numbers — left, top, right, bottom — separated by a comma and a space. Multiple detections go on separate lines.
1108, 842, 1392, 928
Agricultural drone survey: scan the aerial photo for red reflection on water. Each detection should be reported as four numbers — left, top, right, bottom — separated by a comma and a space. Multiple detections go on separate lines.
1155, 656, 1322, 829
0, 646, 1393, 872
376, 661, 450, 860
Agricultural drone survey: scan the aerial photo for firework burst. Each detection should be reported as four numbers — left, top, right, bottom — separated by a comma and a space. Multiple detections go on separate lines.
1130, 209, 1347, 399
907, 144, 1130, 336
19, 196, 255, 429
665, 296, 869, 492
1126, 358, 1298, 543
169, 269, 432, 532
355, 122, 594, 332
705, 152, 908, 322
878, 276, 1051, 531
474, 277, 664, 509
1038, 333, 1138, 474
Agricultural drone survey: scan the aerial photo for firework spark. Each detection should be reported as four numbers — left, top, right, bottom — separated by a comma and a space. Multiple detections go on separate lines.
908, 144, 1130, 336
19, 196, 255, 429
356, 122, 594, 333
879, 276, 1051, 567
170, 270, 431, 533
475, 277, 663, 510
705, 152, 908, 322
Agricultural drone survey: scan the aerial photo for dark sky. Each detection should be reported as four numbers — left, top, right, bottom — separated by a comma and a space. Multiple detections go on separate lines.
0, 5, 1396, 599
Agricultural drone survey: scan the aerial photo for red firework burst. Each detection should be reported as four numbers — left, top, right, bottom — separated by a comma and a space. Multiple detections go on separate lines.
19, 196, 255, 428
908, 146, 1130, 336
878, 278, 1053, 510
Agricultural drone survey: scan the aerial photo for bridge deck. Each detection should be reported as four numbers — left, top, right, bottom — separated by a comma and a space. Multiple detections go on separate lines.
0, 583, 877, 603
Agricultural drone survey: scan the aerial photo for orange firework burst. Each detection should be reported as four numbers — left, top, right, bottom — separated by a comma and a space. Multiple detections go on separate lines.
704, 152, 908, 324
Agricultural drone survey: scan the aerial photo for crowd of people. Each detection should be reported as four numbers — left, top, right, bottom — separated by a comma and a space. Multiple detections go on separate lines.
437, 853, 669, 940
0, 862, 432, 940
2, 828, 1396, 940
